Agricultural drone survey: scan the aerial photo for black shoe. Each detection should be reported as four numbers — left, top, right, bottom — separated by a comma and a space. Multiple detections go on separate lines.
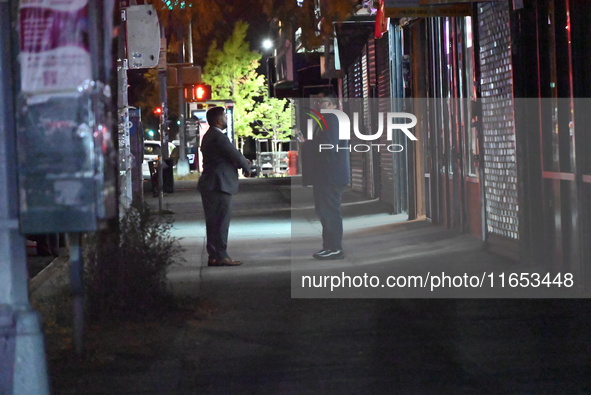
312, 249, 330, 259
208, 257, 243, 266
313, 249, 344, 260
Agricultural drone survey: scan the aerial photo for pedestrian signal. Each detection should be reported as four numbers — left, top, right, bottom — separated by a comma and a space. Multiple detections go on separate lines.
185, 84, 211, 102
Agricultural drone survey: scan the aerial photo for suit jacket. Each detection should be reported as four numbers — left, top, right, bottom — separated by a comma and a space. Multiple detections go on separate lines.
301, 112, 350, 187
197, 127, 250, 195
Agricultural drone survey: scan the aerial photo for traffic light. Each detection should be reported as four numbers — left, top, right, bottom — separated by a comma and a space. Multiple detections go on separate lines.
195, 84, 210, 101
153, 107, 162, 115
185, 83, 211, 102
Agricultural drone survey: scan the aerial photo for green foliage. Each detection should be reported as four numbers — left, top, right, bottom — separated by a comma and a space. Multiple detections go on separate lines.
250, 97, 293, 141
84, 203, 184, 321
203, 21, 267, 139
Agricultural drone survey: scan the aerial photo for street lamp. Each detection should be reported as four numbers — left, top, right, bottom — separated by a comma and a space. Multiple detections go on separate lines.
260, 38, 276, 97
262, 38, 274, 51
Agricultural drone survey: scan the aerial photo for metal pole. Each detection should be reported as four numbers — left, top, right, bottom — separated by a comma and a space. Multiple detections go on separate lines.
156, 25, 168, 209
157, 98, 164, 211
68, 233, 85, 355
187, 19, 194, 64
0, 0, 50, 393
176, 68, 190, 176
118, 7, 132, 213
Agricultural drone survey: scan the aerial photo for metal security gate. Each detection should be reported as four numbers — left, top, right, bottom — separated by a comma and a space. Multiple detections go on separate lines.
375, 31, 394, 208
389, 25, 409, 215
511, 0, 591, 281
346, 59, 366, 194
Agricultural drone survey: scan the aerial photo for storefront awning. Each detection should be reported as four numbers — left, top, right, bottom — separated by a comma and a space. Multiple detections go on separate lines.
385, 0, 471, 17
334, 19, 376, 72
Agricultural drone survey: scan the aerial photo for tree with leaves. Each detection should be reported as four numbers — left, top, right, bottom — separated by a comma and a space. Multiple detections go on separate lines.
250, 97, 292, 141
203, 21, 268, 140
131, 1, 269, 132
132, 1, 359, 138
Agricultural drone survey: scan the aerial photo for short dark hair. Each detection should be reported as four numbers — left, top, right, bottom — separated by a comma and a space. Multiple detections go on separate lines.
206, 106, 225, 125
318, 89, 337, 99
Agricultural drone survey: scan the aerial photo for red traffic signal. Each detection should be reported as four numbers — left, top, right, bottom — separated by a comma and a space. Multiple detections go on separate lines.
185, 83, 212, 102
153, 107, 163, 115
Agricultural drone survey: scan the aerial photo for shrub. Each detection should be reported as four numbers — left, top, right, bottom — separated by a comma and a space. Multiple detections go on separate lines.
84, 203, 184, 320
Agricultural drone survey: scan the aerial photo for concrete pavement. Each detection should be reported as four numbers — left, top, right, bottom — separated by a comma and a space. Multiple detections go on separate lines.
47, 176, 591, 393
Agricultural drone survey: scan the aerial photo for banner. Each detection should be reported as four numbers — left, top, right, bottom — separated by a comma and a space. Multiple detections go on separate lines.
19, 0, 91, 94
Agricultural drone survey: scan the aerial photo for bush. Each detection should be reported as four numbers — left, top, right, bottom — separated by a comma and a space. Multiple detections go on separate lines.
84, 203, 184, 320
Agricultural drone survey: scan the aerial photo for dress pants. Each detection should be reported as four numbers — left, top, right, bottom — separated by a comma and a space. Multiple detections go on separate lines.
313, 183, 346, 250
201, 189, 233, 260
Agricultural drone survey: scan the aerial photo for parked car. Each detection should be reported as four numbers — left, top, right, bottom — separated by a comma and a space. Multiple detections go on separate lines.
142, 140, 162, 180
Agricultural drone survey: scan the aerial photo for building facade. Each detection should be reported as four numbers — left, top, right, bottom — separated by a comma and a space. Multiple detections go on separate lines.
271, 0, 590, 286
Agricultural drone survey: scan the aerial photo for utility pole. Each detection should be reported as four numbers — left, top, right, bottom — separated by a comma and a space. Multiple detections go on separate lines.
177, 67, 190, 176
117, 55, 133, 212
157, 69, 167, 211
117, 4, 132, 212
176, 15, 196, 178
0, 0, 50, 393
167, 64, 202, 177
122, 4, 161, 207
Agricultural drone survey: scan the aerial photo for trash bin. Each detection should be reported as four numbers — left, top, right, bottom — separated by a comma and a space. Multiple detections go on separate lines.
288, 150, 298, 176
163, 159, 174, 193
148, 160, 159, 197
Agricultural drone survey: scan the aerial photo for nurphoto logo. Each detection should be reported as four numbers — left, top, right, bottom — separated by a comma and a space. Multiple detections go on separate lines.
306, 109, 418, 153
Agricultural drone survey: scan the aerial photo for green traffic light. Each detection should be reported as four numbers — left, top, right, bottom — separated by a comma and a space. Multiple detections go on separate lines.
165, 0, 186, 9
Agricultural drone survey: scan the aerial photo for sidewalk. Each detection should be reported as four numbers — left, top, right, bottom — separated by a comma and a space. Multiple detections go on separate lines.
163, 176, 396, 294
45, 176, 591, 394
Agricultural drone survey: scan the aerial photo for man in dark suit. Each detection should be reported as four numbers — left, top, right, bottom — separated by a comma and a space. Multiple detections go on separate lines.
198, 106, 251, 266
305, 91, 350, 260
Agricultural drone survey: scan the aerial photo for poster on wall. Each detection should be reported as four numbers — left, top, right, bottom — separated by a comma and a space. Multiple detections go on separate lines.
19, 0, 91, 95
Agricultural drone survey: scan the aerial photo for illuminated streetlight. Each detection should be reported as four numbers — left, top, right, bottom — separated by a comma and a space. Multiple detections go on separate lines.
262, 38, 273, 51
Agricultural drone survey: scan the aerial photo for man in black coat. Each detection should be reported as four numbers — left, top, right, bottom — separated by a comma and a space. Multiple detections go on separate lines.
305, 91, 350, 260
197, 106, 251, 266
